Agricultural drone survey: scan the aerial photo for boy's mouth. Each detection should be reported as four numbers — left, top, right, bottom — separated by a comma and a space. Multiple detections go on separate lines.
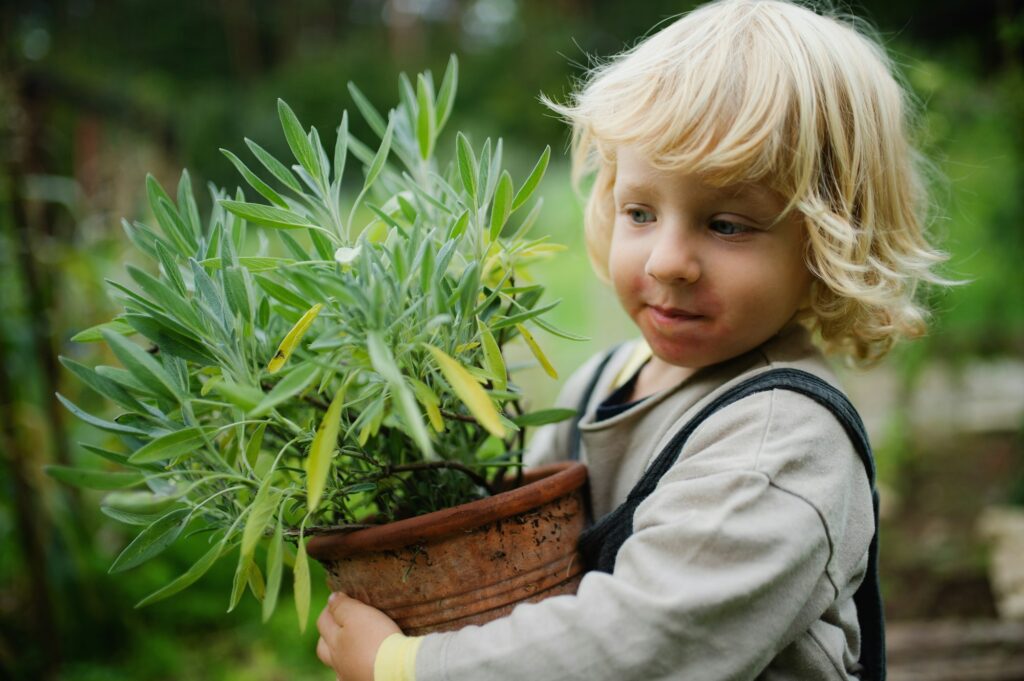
649, 304, 702, 319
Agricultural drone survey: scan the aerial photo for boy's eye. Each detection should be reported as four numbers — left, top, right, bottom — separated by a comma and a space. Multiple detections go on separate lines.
626, 207, 655, 224
709, 220, 751, 236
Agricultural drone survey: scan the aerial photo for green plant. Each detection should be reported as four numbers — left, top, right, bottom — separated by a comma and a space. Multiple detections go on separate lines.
46, 56, 581, 628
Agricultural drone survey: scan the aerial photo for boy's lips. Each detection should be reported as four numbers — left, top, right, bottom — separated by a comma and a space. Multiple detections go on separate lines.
646, 304, 706, 329
648, 304, 703, 319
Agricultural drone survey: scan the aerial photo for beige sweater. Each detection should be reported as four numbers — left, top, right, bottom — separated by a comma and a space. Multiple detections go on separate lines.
415, 323, 874, 680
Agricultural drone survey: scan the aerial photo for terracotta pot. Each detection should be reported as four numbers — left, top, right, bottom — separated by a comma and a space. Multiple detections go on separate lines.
305, 461, 588, 635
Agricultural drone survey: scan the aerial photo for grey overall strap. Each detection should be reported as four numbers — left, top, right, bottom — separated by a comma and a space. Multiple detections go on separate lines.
568, 345, 621, 526
572, 366, 886, 681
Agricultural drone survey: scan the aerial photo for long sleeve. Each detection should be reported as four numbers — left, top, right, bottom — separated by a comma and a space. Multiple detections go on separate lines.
413, 388, 873, 681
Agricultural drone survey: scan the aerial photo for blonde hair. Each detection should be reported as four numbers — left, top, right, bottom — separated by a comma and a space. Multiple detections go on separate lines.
543, 0, 951, 364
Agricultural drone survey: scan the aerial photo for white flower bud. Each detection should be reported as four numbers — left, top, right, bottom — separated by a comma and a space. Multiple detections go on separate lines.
333, 245, 361, 265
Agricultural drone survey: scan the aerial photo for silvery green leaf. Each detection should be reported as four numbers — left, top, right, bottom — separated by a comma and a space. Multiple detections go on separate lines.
204, 221, 222, 261
456, 133, 477, 202
230, 187, 248, 251
95, 365, 159, 398
249, 363, 320, 417
529, 314, 591, 341
262, 513, 284, 622
309, 229, 335, 260
367, 331, 434, 459
512, 408, 578, 427
254, 275, 308, 310
511, 145, 551, 212
333, 110, 349, 203
241, 474, 279, 562
402, 172, 455, 216
100, 505, 164, 526
347, 81, 387, 140
477, 138, 492, 207
59, 356, 151, 414
177, 170, 202, 243
416, 73, 435, 161
221, 149, 288, 208
123, 314, 218, 366
151, 194, 196, 256
189, 260, 231, 337
83, 443, 163, 471
126, 265, 204, 331
489, 138, 503, 198
347, 136, 375, 176
308, 125, 330, 189
200, 256, 293, 272
103, 489, 183, 515
219, 200, 314, 230
45, 465, 144, 490
121, 218, 160, 260
489, 299, 561, 331
155, 240, 187, 296
488, 170, 513, 241
101, 329, 182, 403
129, 426, 211, 464
109, 508, 190, 573
398, 72, 418, 141
364, 115, 396, 192
277, 99, 320, 185
294, 538, 310, 633
509, 197, 544, 242
435, 54, 458, 132
223, 266, 252, 326
244, 138, 302, 193
135, 537, 226, 608
278, 232, 310, 261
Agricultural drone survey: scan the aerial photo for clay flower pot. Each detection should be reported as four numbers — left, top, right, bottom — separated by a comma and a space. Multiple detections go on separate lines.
306, 461, 588, 635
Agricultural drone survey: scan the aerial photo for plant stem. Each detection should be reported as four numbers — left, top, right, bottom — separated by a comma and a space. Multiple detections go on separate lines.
386, 461, 497, 496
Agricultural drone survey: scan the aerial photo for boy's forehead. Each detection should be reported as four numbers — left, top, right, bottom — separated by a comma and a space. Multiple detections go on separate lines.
613, 164, 782, 207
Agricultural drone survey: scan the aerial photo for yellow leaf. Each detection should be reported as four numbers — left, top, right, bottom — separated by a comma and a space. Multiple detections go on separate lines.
267, 304, 322, 374
454, 341, 480, 354
477, 319, 507, 390
409, 378, 445, 433
247, 561, 266, 602
200, 374, 222, 397
357, 401, 385, 445
306, 384, 345, 513
425, 345, 505, 438
516, 323, 557, 379
294, 538, 310, 633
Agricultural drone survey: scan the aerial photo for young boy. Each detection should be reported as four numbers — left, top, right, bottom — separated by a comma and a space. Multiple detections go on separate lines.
316, 1, 949, 679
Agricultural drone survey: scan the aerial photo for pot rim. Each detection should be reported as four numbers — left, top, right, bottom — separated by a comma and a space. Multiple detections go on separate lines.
306, 461, 587, 560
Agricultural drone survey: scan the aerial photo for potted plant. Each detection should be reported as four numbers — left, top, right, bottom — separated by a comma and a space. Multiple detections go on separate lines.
47, 55, 588, 634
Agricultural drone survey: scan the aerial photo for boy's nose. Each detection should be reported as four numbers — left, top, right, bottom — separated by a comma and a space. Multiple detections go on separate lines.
644, 235, 701, 284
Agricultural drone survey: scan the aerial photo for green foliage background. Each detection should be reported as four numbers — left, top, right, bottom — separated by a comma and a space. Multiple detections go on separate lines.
1, 1, 1021, 679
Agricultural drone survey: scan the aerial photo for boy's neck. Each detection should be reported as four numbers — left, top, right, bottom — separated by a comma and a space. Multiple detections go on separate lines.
629, 356, 697, 402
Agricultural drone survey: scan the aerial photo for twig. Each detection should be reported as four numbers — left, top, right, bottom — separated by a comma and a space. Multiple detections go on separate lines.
388, 461, 498, 496
284, 523, 375, 538
439, 408, 478, 424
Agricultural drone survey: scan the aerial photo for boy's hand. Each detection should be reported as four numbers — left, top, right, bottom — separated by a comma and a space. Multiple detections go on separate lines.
316, 591, 401, 681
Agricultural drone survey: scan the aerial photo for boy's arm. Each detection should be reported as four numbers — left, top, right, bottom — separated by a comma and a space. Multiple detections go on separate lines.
413, 391, 871, 681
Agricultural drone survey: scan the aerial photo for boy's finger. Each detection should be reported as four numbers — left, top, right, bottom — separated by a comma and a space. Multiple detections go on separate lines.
317, 604, 339, 637
315, 636, 334, 668
327, 591, 356, 622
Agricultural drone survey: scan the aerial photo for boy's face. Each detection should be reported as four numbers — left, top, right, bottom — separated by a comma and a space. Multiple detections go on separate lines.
609, 145, 812, 372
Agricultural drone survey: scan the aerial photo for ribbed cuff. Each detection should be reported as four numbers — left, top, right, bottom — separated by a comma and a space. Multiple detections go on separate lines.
374, 633, 424, 681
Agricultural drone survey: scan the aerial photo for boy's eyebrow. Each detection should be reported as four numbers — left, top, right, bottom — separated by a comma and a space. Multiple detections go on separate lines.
614, 179, 780, 208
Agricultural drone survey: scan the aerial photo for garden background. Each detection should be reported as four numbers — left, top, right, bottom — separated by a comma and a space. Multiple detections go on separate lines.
1, 0, 1022, 679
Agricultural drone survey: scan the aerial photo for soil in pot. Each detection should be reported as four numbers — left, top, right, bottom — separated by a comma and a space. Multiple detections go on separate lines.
306, 461, 588, 635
